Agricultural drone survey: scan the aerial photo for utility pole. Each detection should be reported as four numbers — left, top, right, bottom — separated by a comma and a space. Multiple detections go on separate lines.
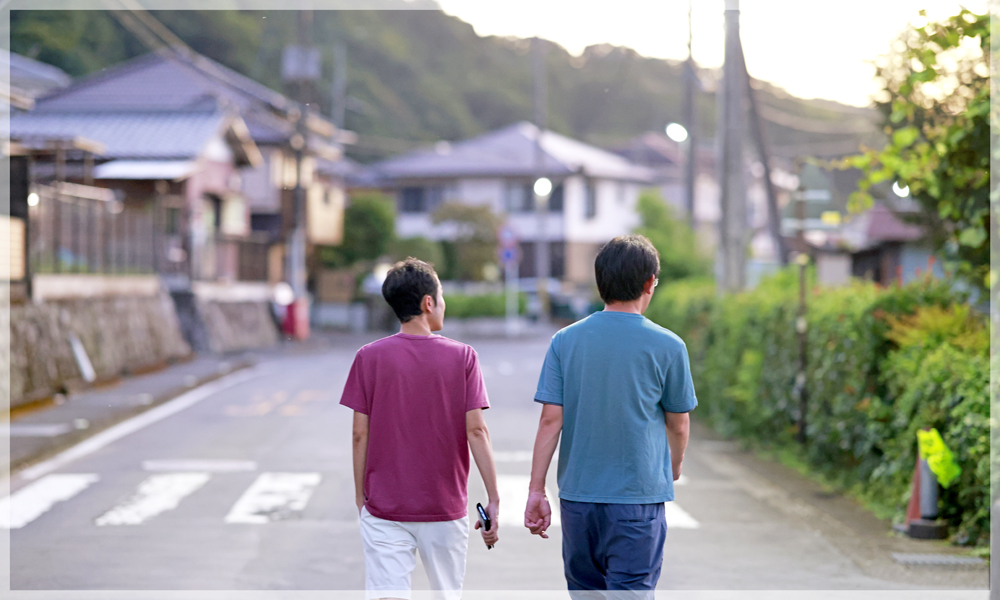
682, 0, 698, 229
332, 41, 347, 130
716, 0, 747, 293
281, 7, 320, 339
532, 37, 550, 322
739, 44, 789, 266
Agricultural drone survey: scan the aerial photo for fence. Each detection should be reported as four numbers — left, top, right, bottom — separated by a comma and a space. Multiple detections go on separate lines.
28, 183, 156, 276
194, 233, 273, 283
28, 183, 275, 283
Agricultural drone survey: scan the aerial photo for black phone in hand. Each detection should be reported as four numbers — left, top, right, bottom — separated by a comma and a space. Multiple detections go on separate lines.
476, 502, 493, 550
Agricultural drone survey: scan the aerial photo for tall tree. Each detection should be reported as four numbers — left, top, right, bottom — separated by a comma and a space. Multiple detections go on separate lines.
844, 9, 989, 290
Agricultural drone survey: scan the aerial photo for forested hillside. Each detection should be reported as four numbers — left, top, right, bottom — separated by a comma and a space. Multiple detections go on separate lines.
12, 4, 879, 161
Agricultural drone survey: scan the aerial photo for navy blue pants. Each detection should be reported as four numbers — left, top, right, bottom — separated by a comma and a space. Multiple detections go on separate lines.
560, 500, 667, 595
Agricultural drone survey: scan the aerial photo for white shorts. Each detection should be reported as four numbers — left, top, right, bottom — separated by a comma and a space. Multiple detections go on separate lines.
359, 505, 470, 600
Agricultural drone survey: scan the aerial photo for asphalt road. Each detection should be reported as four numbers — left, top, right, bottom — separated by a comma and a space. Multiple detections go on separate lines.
3, 333, 989, 594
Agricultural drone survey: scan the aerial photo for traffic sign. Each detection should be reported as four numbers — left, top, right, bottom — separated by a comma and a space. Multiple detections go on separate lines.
498, 247, 520, 265
498, 224, 518, 250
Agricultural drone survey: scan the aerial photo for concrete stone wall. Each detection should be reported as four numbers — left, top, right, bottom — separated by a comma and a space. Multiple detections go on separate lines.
9, 293, 191, 408
197, 299, 279, 354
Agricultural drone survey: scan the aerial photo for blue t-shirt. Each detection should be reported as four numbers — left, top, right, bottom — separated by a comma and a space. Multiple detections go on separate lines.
534, 310, 697, 504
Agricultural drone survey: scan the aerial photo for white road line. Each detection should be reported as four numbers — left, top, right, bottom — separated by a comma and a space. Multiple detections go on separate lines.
95, 473, 210, 526
665, 501, 700, 529
0, 474, 99, 529
225, 473, 321, 524
3, 423, 74, 437
18, 367, 265, 481
142, 459, 257, 472
495, 474, 559, 528
493, 451, 533, 462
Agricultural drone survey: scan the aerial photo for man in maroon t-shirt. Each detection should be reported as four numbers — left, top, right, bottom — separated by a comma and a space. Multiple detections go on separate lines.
341, 258, 499, 599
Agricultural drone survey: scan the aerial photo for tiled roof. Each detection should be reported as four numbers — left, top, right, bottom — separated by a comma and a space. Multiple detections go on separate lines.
361, 122, 655, 184
11, 110, 230, 160
7, 52, 71, 100
31, 52, 309, 145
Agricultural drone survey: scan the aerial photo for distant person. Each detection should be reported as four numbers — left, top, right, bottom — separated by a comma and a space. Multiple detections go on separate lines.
524, 234, 697, 594
341, 258, 499, 599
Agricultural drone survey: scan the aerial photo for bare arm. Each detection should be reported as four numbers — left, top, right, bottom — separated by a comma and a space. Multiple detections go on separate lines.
352, 412, 370, 514
666, 411, 690, 481
467, 408, 499, 546
525, 404, 562, 538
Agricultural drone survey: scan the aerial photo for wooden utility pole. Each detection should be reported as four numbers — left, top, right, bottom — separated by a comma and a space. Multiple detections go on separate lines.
716, 0, 747, 293
739, 45, 789, 266
682, 0, 698, 229
332, 41, 347, 130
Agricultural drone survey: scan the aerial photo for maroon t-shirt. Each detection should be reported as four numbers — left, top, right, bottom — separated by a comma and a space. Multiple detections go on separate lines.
340, 333, 490, 522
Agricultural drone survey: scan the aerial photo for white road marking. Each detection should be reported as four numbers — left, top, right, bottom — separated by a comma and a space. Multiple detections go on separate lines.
225, 473, 321, 524
665, 501, 700, 529
493, 451, 533, 462
18, 367, 265, 481
0, 474, 99, 529
675, 474, 689, 486
495, 474, 559, 528
3, 423, 74, 437
96, 473, 210, 526
142, 459, 257, 472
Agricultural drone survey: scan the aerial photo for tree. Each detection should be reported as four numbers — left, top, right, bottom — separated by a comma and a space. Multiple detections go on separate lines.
318, 192, 395, 268
388, 236, 445, 271
843, 9, 989, 290
634, 190, 710, 282
431, 203, 501, 281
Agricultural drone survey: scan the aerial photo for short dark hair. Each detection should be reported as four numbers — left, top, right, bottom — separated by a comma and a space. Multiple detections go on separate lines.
594, 235, 660, 303
382, 258, 440, 323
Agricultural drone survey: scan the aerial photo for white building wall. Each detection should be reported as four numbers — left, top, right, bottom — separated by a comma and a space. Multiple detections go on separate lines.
563, 176, 641, 244
393, 175, 642, 247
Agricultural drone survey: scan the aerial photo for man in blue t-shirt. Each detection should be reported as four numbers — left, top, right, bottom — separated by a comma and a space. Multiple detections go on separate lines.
524, 234, 697, 593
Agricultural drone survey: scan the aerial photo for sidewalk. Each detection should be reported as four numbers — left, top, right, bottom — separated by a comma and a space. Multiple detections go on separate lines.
6, 353, 256, 473
690, 420, 989, 589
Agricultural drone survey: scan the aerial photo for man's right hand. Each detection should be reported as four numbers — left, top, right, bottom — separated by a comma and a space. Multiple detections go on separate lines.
524, 490, 552, 539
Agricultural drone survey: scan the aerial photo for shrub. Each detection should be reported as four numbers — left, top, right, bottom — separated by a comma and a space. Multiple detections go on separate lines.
443, 293, 526, 319
649, 272, 988, 545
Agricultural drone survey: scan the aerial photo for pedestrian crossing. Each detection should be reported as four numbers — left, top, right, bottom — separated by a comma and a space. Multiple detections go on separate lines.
3, 471, 325, 530
4, 471, 701, 531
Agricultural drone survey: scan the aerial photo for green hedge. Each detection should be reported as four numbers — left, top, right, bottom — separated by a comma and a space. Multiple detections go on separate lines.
443, 293, 527, 319
647, 272, 989, 546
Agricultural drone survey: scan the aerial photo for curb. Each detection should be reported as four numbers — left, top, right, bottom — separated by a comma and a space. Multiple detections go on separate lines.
8, 358, 256, 476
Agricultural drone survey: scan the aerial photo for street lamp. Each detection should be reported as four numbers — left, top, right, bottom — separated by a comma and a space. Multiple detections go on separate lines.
892, 181, 910, 197
533, 177, 552, 198
666, 122, 689, 143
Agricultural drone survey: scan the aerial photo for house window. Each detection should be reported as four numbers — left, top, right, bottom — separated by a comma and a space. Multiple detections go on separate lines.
426, 186, 445, 212
164, 207, 182, 235
549, 182, 564, 213
585, 180, 597, 219
401, 187, 426, 213
505, 182, 534, 213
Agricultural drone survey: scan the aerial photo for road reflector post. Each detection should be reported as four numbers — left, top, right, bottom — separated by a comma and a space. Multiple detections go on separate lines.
906, 428, 955, 540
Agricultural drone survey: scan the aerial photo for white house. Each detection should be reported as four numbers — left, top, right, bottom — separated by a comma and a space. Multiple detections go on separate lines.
356, 122, 655, 288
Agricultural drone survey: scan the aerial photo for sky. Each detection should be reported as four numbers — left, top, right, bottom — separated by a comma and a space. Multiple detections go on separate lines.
436, 0, 988, 107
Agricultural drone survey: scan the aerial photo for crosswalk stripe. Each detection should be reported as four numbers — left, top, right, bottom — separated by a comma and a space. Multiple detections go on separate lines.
95, 473, 210, 526
0, 474, 99, 529
495, 474, 560, 528
665, 501, 700, 529
225, 473, 321, 524
142, 460, 257, 472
